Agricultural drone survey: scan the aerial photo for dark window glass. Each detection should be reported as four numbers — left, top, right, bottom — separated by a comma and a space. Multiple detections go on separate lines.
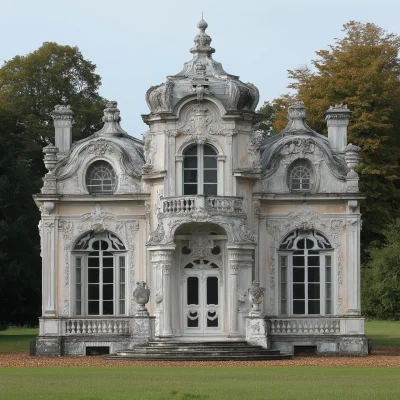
207, 312, 218, 327
187, 277, 199, 305
204, 170, 217, 183
103, 268, 113, 283
88, 268, 99, 283
306, 239, 314, 249
184, 170, 197, 183
308, 283, 320, 299
185, 146, 197, 155
187, 313, 198, 327
308, 300, 320, 314
103, 284, 113, 300
297, 239, 305, 249
207, 277, 218, 305
88, 257, 99, 268
293, 284, 305, 299
204, 157, 217, 168
293, 256, 305, 267
103, 257, 113, 269
204, 145, 217, 155
88, 301, 99, 315
308, 267, 320, 282
184, 157, 197, 168
204, 184, 217, 195
293, 268, 305, 282
88, 284, 99, 300
103, 301, 113, 315
293, 300, 305, 314
183, 184, 197, 195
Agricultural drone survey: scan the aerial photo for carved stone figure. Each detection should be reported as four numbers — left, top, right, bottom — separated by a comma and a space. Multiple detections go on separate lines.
248, 281, 265, 317
133, 281, 151, 316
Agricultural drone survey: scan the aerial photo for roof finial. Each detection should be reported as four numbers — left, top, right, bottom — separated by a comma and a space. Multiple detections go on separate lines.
191, 16, 214, 56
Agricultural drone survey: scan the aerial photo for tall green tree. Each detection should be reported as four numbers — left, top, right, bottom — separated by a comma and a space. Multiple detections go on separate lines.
260, 21, 400, 248
0, 43, 106, 325
362, 218, 400, 320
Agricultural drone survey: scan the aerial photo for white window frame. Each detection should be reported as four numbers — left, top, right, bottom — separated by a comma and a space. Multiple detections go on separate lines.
72, 252, 127, 317
182, 144, 218, 196
278, 247, 335, 316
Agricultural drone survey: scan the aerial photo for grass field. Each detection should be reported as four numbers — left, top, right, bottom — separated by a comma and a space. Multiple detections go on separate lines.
0, 320, 399, 353
0, 322, 399, 400
0, 366, 399, 400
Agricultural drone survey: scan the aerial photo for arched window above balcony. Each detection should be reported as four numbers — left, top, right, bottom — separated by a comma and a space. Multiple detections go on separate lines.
183, 144, 218, 195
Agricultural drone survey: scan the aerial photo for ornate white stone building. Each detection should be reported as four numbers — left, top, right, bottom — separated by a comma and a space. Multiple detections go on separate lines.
34, 19, 368, 356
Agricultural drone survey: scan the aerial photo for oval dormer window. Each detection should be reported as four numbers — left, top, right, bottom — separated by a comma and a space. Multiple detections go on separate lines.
86, 161, 117, 194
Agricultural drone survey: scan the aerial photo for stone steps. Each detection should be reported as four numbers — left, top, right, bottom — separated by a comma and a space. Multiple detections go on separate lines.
105, 340, 292, 361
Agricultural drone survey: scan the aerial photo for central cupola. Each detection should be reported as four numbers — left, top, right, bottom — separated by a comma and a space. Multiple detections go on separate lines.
143, 18, 259, 118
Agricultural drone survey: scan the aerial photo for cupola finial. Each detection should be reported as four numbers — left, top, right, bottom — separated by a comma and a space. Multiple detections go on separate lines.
190, 16, 215, 56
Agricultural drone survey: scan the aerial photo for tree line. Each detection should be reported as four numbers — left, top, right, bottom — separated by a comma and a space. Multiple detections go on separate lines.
0, 21, 399, 326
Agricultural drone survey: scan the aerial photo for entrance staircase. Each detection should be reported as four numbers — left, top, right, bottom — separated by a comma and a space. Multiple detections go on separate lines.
105, 341, 292, 361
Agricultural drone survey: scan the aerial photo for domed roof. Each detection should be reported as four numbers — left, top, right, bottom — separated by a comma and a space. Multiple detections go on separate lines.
56, 102, 144, 180
144, 18, 259, 117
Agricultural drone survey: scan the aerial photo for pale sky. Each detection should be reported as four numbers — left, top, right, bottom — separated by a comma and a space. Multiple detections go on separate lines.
1, 0, 399, 138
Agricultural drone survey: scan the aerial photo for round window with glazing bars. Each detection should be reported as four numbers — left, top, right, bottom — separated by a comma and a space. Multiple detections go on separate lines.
86, 161, 116, 194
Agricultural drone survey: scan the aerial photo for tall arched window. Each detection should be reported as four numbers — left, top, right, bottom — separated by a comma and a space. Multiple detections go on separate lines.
73, 232, 126, 316
288, 160, 313, 192
86, 161, 117, 194
279, 230, 333, 316
183, 144, 217, 195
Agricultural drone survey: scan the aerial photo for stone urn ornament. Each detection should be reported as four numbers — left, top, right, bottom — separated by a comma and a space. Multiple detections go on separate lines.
248, 281, 265, 317
133, 281, 150, 316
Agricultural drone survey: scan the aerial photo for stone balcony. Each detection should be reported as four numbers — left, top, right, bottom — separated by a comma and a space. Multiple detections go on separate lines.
161, 195, 244, 217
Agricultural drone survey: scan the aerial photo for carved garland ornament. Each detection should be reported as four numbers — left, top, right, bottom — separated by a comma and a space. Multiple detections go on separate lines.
58, 204, 139, 316
266, 204, 346, 315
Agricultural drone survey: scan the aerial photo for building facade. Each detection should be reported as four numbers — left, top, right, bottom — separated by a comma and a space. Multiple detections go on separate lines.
34, 19, 368, 356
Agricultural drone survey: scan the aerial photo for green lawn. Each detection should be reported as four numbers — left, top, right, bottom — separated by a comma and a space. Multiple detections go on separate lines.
0, 327, 38, 353
0, 366, 399, 400
0, 320, 399, 353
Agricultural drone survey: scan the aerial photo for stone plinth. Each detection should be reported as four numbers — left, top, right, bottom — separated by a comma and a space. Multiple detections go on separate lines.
130, 316, 156, 344
245, 316, 270, 349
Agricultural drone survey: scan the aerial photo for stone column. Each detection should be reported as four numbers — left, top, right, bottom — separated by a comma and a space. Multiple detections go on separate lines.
176, 155, 184, 196
51, 105, 74, 153
347, 218, 361, 315
217, 155, 226, 196
325, 104, 351, 154
149, 246, 175, 337
42, 212, 58, 317
227, 246, 255, 337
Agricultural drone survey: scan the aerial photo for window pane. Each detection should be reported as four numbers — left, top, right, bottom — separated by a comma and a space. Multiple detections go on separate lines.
308, 256, 319, 267
207, 277, 218, 305
308, 283, 320, 299
207, 313, 218, 327
204, 184, 217, 195
326, 300, 332, 315
88, 284, 99, 300
120, 300, 125, 315
293, 256, 305, 267
280, 256, 287, 268
76, 301, 81, 315
184, 184, 197, 195
293, 300, 305, 314
204, 170, 217, 183
293, 283, 305, 299
306, 239, 314, 249
187, 277, 199, 305
325, 255, 332, 268
326, 267, 332, 283
293, 268, 305, 282
76, 268, 81, 284
88, 268, 99, 283
308, 300, 320, 314
88, 257, 99, 268
204, 156, 217, 168
297, 239, 305, 249
86, 161, 116, 194
184, 146, 197, 155
103, 268, 113, 283
88, 301, 99, 315
103, 284, 113, 300
281, 300, 287, 315
187, 314, 198, 327
204, 145, 217, 155
184, 170, 197, 183
308, 267, 320, 282
103, 301, 113, 315
184, 157, 197, 168
326, 283, 332, 299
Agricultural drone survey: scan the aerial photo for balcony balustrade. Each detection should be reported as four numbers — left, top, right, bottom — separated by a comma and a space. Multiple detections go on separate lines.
269, 318, 341, 335
161, 195, 243, 216
63, 318, 130, 335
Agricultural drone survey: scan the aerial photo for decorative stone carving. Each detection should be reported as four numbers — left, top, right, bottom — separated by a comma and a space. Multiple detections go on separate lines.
280, 138, 315, 156
344, 143, 361, 193
142, 131, 157, 172
87, 140, 115, 156
248, 281, 265, 317
51, 104, 74, 119
325, 104, 352, 120
42, 144, 59, 194
133, 281, 151, 316
247, 130, 263, 170
146, 81, 174, 114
